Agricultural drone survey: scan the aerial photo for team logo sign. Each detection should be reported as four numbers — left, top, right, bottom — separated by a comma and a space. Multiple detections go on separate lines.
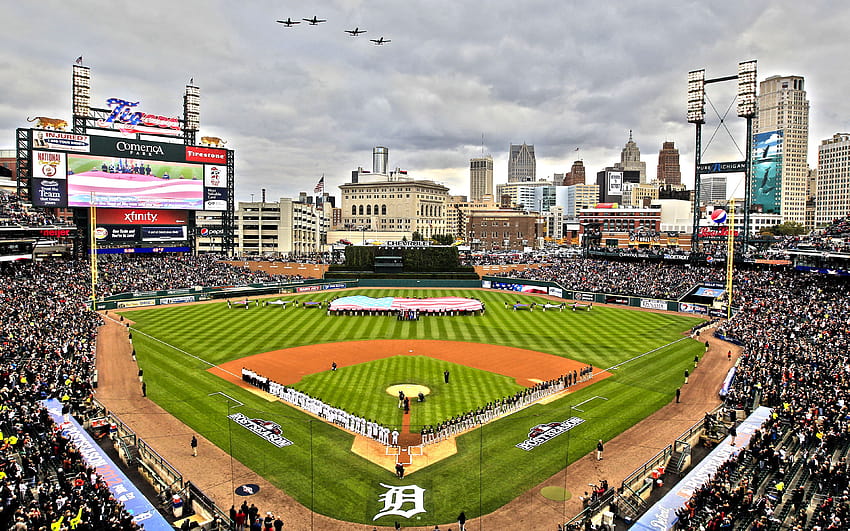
235, 484, 260, 496
515, 417, 585, 451
228, 413, 293, 447
374, 484, 426, 521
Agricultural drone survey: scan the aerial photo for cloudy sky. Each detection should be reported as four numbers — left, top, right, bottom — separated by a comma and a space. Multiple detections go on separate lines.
2, 1, 848, 202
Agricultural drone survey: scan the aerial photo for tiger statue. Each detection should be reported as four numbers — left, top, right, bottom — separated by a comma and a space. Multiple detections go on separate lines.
27, 117, 69, 130
200, 136, 227, 148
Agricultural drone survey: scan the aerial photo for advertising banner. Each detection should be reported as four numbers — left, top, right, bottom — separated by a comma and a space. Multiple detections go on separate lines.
140, 226, 187, 242
32, 130, 90, 152
89, 135, 187, 162
607, 171, 623, 196
96, 209, 187, 225
41, 399, 172, 531
31, 178, 68, 207
95, 226, 138, 242
640, 299, 667, 310
548, 286, 563, 298
198, 227, 225, 237
204, 187, 228, 211
575, 292, 595, 302
752, 130, 783, 214
605, 295, 629, 305
679, 302, 708, 314
187, 146, 227, 164
204, 164, 226, 187
67, 154, 203, 210
33, 150, 67, 179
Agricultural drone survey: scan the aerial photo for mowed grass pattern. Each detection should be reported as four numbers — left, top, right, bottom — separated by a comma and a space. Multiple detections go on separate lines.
296, 356, 524, 429
128, 288, 705, 525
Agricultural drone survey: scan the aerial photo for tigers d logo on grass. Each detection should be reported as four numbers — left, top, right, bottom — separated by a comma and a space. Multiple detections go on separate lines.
228, 413, 293, 447
516, 417, 585, 451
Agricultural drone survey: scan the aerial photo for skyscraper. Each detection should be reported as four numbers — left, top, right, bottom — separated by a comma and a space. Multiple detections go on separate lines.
657, 142, 681, 185
816, 134, 850, 227
508, 143, 536, 183
563, 160, 586, 186
469, 156, 493, 202
614, 131, 647, 183
754, 75, 809, 223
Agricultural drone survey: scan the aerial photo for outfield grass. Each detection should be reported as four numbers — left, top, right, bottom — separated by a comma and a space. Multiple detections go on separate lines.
128, 289, 704, 525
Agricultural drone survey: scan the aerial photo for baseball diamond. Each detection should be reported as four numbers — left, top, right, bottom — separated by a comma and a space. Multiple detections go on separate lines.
117, 288, 705, 527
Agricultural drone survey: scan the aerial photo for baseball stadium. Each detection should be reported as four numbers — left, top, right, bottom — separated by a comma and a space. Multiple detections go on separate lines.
3, 63, 850, 531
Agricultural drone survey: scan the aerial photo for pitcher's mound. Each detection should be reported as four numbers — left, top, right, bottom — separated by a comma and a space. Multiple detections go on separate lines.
386, 384, 431, 397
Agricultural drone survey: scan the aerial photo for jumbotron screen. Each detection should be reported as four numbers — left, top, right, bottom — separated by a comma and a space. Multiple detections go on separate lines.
29, 130, 228, 211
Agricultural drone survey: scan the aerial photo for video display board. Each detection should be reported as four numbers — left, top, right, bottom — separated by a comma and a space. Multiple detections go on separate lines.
28, 130, 229, 212
752, 130, 783, 214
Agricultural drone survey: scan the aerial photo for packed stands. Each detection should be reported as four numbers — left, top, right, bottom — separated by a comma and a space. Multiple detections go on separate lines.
5, 243, 850, 529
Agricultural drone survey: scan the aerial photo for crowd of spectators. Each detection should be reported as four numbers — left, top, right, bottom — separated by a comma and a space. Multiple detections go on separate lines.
0, 260, 143, 529
95, 254, 304, 296
0, 190, 65, 226
494, 258, 725, 300
671, 268, 850, 530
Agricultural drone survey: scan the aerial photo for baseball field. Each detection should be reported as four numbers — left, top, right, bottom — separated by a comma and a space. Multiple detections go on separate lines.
127, 288, 704, 526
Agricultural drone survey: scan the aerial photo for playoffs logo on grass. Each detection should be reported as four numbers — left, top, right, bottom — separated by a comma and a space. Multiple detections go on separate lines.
228, 413, 293, 447
515, 417, 585, 451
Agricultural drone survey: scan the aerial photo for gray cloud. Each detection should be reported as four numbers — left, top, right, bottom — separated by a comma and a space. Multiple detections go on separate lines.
2, 0, 848, 202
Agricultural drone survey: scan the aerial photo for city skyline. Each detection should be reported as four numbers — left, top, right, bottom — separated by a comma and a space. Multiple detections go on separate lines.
2, 1, 849, 202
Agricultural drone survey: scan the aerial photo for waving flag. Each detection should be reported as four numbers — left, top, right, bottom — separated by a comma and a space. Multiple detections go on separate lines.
314, 175, 324, 194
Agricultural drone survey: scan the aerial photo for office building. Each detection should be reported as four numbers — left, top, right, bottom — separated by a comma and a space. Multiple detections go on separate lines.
467, 210, 545, 251
700, 175, 727, 204
614, 131, 647, 183
754, 75, 809, 223
657, 142, 682, 185
816, 134, 850, 227
563, 160, 586, 186
469, 156, 494, 202
596, 169, 640, 203
496, 181, 552, 210
508, 143, 536, 183
235, 197, 329, 256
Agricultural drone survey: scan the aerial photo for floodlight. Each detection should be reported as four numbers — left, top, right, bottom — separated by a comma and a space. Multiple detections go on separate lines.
687, 69, 705, 124
72, 65, 90, 118
736, 60, 757, 118
184, 85, 200, 132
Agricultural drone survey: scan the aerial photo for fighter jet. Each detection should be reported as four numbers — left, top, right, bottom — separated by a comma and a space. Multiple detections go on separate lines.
345, 27, 366, 36
370, 37, 391, 45
303, 16, 327, 25
276, 18, 300, 27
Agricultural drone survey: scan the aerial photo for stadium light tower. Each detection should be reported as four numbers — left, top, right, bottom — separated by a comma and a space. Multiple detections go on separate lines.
736, 60, 757, 241
687, 60, 757, 251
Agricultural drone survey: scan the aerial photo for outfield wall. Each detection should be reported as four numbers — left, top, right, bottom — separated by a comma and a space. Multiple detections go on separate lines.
480, 275, 712, 315
93, 280, 358, 310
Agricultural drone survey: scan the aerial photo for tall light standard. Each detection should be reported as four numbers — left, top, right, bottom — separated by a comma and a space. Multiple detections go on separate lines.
687, 60, 757, 251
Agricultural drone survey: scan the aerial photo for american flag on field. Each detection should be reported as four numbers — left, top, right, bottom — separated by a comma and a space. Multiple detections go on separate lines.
314, 175, 324, 194
329, 296, 483, 312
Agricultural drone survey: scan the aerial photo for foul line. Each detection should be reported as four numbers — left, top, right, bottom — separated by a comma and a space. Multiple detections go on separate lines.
571, 395, 609, 412
108, 315, 239, 379
602, 336, 692, 374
